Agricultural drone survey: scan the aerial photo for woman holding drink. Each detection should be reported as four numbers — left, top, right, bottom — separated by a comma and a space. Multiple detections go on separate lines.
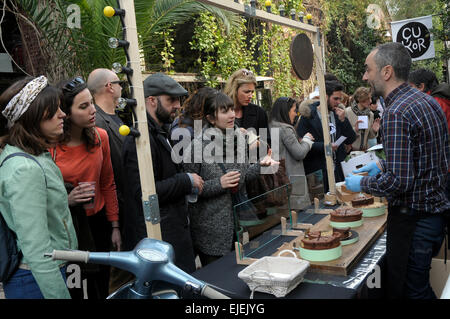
50, 76, 121, 299
183, 88, 278, 266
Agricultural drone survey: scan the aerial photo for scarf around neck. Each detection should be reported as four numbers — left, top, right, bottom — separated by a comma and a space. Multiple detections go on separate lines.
350, 100, 371, 117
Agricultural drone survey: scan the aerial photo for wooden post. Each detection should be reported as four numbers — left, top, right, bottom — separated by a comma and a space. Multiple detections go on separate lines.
119, 0, 338, 241
196, 0, 317, 32
312, 32, 336, 196
120, 0, 161, 240
196, 0, 336, 197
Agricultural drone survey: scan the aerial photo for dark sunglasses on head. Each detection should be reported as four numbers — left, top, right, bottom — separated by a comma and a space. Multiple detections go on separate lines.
279, 97, 296, 105
63, 76, 85, 92
242, 69, 254, 76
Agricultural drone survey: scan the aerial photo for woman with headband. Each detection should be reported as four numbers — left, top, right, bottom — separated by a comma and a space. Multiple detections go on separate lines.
0, 76, 77, 299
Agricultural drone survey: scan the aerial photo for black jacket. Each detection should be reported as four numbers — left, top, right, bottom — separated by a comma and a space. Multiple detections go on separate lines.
94, 105, 126, 229
240, 103, 271, 147
122, 113, 196, 273
296, 101, 356, 191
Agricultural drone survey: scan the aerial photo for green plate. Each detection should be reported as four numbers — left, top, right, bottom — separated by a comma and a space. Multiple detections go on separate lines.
299, 244, 342, 262
361, 206, 386, 217
329, 218, 363, 229
340, 231, 359, 246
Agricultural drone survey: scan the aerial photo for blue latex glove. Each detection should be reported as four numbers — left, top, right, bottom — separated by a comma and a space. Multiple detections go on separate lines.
353, 162, 381, 176
345, 174, 363, 192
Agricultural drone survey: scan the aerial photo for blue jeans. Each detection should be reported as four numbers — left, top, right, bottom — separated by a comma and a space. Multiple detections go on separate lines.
3, 266, 67, 299
404, 214, 445, 299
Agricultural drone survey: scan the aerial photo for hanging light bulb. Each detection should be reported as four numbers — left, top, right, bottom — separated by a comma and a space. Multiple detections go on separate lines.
119, 124, 140, 137
117, 97, 137, 109
298, 11, 305, 23
108, 37, 130, 49
279, 4, 285, 17
290, 9, 296, 20
112, 62, 133, 75
265, 0, 272, 13
103, 6, 125, 18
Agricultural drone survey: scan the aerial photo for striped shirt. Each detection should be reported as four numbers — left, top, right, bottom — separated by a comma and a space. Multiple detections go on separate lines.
361, 83, 450, 213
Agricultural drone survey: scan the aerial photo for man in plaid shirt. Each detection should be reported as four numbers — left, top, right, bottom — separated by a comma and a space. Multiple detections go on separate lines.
346, 42, 450, 299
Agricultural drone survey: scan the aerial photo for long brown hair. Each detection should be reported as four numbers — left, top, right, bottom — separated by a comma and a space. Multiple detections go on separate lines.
58, 77, 99, 152
178, 87, 217, 127
0, 77, 62, 155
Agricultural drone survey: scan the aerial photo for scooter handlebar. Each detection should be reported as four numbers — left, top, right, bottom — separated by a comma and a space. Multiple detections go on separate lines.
202, 285, 230, 299
45, 249, 90, 263
45, 248, 231, 299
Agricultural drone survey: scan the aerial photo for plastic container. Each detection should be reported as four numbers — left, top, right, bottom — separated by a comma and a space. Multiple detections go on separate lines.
238, 255, 310, 298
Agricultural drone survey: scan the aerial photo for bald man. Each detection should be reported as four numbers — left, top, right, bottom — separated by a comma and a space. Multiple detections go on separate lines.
87, 68, 130, 292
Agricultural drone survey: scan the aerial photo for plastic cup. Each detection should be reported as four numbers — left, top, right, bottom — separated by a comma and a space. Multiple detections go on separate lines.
187, 187, 198, 203
226, 169, 240, 194
78, 181, 96, 209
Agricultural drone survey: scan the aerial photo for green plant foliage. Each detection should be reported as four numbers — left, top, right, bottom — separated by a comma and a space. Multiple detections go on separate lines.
373, 0, 447, 82
409, 0, 448, 82
190, 12, 258, 87
9, 0, 237, 79
323, 0, 385, 94
136, 0, 240, 72
190, 4, 306, 102
11, 0, 124, 81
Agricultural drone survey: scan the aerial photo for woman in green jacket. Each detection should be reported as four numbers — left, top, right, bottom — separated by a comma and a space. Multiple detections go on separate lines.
0, 76, 77, 299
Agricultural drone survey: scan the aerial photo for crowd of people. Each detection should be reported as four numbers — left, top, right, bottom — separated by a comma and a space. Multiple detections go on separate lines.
0, 42, 449, 300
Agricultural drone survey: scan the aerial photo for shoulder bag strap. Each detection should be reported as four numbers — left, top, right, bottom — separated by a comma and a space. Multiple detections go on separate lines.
0, 152, 47, 187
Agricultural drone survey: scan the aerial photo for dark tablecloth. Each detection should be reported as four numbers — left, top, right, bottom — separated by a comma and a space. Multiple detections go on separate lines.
193, 211, 387, 299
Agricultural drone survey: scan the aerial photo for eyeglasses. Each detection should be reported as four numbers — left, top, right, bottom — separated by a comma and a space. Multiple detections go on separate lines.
63, 77, 85, 92
242, 69, 254, 76
106, 80, 126, 87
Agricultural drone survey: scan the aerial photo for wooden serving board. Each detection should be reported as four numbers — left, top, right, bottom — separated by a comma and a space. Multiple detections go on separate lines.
275, 209, 387, 276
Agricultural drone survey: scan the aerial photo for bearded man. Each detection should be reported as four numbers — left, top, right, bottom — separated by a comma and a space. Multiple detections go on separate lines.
122, 73, 204, 273
346, 43, 450, 299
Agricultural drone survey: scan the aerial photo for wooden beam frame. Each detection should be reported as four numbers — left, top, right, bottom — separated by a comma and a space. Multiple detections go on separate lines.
197, 0, 336, 195
120, 0, 336, 242
120, 0, 161, 240
195, 0, 337, 265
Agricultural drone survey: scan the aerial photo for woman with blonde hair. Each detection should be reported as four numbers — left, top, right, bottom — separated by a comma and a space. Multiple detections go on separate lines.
224, 69, 270, 146
345, 87, 380, 151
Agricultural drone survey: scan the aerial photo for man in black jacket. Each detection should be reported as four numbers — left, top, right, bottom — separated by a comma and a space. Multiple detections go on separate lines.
122, 73, 204, 273
297, 80, 356, 192
88, 68, 129, 292
88, 69, 126, 229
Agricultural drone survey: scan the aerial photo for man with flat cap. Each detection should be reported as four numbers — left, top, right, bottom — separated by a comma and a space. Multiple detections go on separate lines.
122, 73, 204, 273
